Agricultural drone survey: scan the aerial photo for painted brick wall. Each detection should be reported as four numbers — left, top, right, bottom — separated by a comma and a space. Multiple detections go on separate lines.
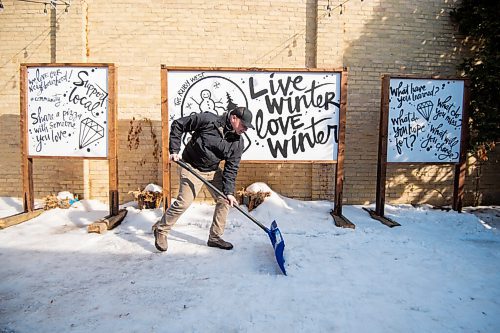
0, 0, 497, 207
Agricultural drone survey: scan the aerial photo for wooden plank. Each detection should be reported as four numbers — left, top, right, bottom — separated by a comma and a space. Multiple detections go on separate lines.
22, 63, 114, 68
162, 66, 345, 73
386, 74, 467, 81
362, 207, 401, 228
375, 75, 390, 217
87, 221, 107, 234
384, 161, 457, 166
333, 69, 348, 216
453, 79, 470, 213
87, 208, 128, 234
0, 209, 44, 229
107, 64, 119, 216
27, 156, 108, 160
20, 65, 34, 213
243, 160, 339, 164
161, 67, 171, 211
330, 210, 355, 229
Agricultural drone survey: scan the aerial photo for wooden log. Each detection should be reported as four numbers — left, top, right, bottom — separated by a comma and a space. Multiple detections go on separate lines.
330, 210, 356, 229
87, 208, 128, 234
87, 221, 108, 234
0, 209, 44, 229
362, 207, 401, 228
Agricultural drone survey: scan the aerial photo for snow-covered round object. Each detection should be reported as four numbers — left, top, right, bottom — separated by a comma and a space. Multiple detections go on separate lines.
144, 183, 163, 193
245, 182, 273, 193
57, 191, 74, 200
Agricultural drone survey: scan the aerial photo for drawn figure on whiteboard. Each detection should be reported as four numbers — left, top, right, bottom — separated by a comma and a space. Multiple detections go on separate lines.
416, 100, 434, 121
79, 117, 104, 149
191, 89, 226, 115
180, 76, 251, 152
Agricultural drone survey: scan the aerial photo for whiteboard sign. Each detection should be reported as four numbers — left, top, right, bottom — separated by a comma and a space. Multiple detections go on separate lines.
26, 66, 109, 157
167, 70, 341, 161
387, 78, 464, 163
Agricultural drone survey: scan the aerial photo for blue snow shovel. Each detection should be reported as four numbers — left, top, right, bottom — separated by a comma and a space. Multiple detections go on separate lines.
175, 160, 286, 275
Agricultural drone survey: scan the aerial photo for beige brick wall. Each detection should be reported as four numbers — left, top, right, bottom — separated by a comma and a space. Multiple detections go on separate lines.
0, 0, 497, 207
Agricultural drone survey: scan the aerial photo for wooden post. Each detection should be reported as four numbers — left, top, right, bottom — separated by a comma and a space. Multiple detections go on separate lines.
334, 70, 347, 217
368, 75, 401, 228
22, 158, 34, 212
331, 70, 354, 229
453, 79, 470, 212
107, 64, 119, 216
161, 66, 171, 211
375, 75, 390, 217
20, 65, 34, 213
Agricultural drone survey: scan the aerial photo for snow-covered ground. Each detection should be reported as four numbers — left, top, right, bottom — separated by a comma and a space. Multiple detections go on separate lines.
0, 185, 499, 333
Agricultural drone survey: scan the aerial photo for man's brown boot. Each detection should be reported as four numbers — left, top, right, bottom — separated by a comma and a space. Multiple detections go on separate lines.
207, 237, 233, 250
152, 225, 168, 252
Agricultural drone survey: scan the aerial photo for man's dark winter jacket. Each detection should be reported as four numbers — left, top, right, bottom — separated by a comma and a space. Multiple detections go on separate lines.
169, 112, 244, 195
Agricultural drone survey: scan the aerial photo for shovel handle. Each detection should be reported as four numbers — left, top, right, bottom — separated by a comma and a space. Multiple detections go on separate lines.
174, 160, 269, 233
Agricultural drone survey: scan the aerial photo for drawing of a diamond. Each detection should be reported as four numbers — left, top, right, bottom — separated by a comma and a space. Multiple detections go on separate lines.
417, 100, 434, 121
79, 117, 104, 149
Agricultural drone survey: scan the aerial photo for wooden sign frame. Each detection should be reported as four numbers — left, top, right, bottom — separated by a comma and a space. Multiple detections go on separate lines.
161, 66, 353, 227
19, 63, 120, 217
371, 74, 470, 227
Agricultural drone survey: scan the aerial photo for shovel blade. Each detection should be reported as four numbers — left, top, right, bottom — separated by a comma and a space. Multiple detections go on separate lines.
268, 220, 286, 275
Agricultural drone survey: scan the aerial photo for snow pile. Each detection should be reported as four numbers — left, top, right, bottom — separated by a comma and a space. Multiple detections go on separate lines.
56, 191, 75, 200
144, 183, 163, 193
